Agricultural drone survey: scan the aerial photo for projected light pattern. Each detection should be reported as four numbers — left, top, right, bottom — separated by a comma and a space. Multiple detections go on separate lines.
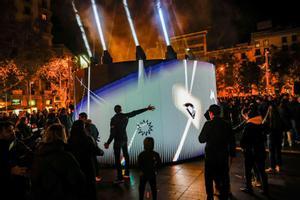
123, 0, 139, 46
76, 60, 217, 165
156, 1, 170, 46
91, 0, 107, 50
72, 1, 92, 57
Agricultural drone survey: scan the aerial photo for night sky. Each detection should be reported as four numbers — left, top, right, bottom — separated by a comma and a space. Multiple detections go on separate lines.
51, 0, 300, 59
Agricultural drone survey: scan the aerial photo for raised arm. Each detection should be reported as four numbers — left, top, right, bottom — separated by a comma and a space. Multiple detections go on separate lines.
125, 105, 155, 118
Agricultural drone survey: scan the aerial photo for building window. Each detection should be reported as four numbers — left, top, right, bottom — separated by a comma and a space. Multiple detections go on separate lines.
23, 6, 31, 15
255, 49, 261, 56
282, 36, 287, 43
41, 13, 47, 21
292, 35, 297, 42
263, 39, 269, 47
255, 41, 260, 48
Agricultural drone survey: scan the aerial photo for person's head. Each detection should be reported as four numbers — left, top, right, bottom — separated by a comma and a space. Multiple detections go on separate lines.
114, 105, 122, 113
0, 121, 16, 141
208, 104, 221, 120
43, 123, 67, 143
143, 137, 154, 151
70, 120, 86, 138
248, 103, 259, 118
79, 112, 88, 120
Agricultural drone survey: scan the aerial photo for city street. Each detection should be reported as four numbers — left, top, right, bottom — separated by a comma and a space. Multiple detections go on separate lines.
96, 146, 300, 200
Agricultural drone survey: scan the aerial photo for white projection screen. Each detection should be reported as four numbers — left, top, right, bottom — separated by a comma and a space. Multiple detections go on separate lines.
75, 59, 217, 165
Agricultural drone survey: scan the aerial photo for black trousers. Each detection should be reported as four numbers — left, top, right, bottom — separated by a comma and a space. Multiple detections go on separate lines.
113, 141, 129, 179
269, 133, 282, 169
243, 149, 268, 192
205, 156, 230, 200
139, 175, 157, 200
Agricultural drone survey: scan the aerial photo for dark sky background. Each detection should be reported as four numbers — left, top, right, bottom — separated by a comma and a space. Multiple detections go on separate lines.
51, 0, 300, 60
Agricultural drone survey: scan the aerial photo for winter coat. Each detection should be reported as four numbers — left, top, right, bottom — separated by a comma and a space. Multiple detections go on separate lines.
31, 141, 86, 200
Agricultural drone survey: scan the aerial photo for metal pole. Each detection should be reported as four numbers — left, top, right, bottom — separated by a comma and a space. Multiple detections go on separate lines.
265, 50, 270, 94
29, 81, 31, 109
4, 82, 7, 113
87, 65, 90, 117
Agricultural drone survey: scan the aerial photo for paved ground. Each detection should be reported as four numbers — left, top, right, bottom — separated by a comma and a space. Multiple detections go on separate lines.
96, 144, 300, 200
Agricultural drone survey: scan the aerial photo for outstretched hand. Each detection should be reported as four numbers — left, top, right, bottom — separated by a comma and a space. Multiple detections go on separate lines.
147, 105, 155, 111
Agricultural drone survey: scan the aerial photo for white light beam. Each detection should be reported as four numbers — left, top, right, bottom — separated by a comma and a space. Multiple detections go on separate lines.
156, 1, 170, 46
91, 0, 107, 50
173, 119, 192, 161
72, 1, 92, 57
123, 0, 139, 46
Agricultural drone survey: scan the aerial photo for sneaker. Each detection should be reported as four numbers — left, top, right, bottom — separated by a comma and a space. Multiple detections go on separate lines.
95, 176, 102, 182
265, 168, 275, 174
240, 187, 253, 194
123, 175, 130, 180
254, 181, 262, 187
113, 179, 124, 184
275, 165, 280, 173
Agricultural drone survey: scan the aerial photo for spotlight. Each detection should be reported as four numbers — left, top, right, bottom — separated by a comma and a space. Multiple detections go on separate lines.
165, 45, 177, 60
136, 46, 146, 60
101, 50, 113, 64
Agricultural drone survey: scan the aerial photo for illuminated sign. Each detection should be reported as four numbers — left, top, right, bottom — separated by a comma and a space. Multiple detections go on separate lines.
12, 99, 21, 105
29, 100, 36, 106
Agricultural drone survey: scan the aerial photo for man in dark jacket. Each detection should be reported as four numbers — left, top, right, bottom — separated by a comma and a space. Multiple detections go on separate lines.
199, 104, 236, 200
240, 105, 268, 195
0, 121, 33, 200
104, 104, 155, 183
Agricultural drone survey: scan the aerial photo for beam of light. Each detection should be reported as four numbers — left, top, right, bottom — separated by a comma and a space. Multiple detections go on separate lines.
156, 1, 170, 46
173, 118, 192, 161
121, 128, 138, 165
184, 59, 188, 91
123, 0, 139, 46
72, 1, 92, 57
138, 60, 145, 89
91, 0, 107, 50
75, 76, 108, 103
189, 61, 197, 93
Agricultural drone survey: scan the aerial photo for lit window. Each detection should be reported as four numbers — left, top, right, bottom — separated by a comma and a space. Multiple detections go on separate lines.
41, 14, 47, 20
255, 41, 260, 48
263, 39, 269, 46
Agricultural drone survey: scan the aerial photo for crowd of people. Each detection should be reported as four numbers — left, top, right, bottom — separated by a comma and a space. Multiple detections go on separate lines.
199, 94, 300, 200
0, 94, 300, 200
0, 105, 160, 200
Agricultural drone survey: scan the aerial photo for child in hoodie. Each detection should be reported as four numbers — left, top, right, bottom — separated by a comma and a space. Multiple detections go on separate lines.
138, 137, 162, 200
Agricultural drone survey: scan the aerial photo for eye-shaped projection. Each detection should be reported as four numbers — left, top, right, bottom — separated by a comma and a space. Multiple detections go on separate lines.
184, 103, 195, 119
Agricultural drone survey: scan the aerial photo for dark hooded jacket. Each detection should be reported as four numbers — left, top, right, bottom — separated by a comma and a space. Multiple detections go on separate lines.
31, 141, 86, 200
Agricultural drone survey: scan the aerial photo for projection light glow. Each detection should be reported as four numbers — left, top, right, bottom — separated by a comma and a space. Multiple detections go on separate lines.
72, 1, 92, 57
75, 60, 217, 165
91, 0, 107, 50
156, 1, 170, 46
123, 0, 139, 46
